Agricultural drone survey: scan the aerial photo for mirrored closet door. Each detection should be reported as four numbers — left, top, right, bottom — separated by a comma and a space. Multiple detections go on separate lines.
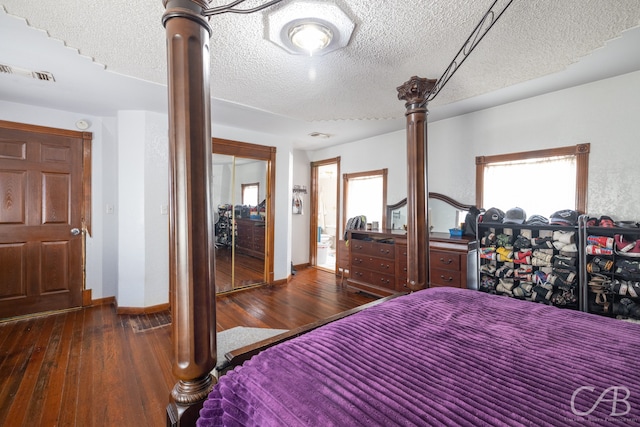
212, 138, 275, 293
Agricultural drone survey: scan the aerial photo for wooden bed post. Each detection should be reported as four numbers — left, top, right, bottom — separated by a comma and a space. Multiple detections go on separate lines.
163, 1, 217, 425
397, 76, 436, 291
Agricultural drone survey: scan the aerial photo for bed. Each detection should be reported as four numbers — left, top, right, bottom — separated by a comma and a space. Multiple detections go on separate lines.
197, 287, 640, 426
162, 11, 638, 423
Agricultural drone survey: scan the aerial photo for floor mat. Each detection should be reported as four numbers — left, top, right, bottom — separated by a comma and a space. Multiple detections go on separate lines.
217, 326, 287, 370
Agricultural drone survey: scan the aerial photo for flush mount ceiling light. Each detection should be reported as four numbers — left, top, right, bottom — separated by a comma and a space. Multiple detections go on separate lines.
289, 22, 333, 52
266, 1, 355, 56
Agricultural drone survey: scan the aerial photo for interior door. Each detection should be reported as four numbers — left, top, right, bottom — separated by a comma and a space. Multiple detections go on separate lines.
0, 122, 86, 319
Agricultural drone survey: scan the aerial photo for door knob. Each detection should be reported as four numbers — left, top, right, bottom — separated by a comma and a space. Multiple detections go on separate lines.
70, 228, 81, 236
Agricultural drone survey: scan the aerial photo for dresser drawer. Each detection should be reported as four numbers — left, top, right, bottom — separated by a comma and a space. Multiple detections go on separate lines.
351, 240, 395, 260
430, 267, 461, 287
430, 250, 461, 271
350, 267, 396, 290
351, 255, 394, 274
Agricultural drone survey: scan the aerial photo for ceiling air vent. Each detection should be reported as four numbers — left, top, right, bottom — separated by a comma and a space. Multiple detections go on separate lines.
0, 63, 55, 82
32, 71, 55, 81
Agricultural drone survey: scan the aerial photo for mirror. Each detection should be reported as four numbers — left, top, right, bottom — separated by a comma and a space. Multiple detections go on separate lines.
211, 138, 275, 294
386, 193, 474, 233
387, 199, 407, 231
212, 154, 268, 293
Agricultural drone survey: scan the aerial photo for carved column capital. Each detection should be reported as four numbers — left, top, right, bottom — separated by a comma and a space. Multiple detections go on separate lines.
396, 76, 437, 109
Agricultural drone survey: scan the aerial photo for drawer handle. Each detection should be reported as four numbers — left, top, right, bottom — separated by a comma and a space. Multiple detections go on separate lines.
380, 249, 389, 254
439, 257, 453, 265
440, 275, 453, 282
354, 258, 363, 264
380, 278, 389, 284
380, 264, 390, 269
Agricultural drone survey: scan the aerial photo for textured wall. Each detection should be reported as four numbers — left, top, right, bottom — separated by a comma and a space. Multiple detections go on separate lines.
429, 70, 640, 220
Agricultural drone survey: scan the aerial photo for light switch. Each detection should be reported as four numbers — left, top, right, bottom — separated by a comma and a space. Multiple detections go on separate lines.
160, 204, 168, 215
106, 204, 114, 214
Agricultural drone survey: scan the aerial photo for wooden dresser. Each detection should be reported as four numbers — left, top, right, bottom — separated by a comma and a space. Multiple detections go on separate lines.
428, 232, 477, 290
347, 230, 406, 297
346, 230, 477, 296
235, 218, 265, 259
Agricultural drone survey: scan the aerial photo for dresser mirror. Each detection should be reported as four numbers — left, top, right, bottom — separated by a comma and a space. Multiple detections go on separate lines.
386, 193, 473, 233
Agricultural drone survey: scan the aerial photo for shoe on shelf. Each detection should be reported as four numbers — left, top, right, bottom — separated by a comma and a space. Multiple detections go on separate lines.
598, 216, 615, 227
553, 230, 575, 244
586, 245, 613, 256
560, 244, 578, 257
587, 235, 614, 249
531, 237, 554, 249
586, 217, 598, 227
614, 234, 635, 252
627, 282, 640, 298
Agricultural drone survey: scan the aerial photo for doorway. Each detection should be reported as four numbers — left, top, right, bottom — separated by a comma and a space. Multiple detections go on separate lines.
0, 120, 91, 319
212, 138, 275, 293
310, 158, 340, 272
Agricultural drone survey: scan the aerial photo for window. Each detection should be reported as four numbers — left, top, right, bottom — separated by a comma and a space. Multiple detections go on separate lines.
241, 182, 259, 206
476, 144, 590, 217
343, 169, 387, 231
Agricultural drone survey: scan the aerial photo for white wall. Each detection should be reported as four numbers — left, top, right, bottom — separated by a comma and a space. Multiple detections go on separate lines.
429, 70, 640, 219
308, 131, 410, 232
295, 70, 640, 262
3, 69, 637, 308
291, 150, 310, 265
116, 111, 147, 307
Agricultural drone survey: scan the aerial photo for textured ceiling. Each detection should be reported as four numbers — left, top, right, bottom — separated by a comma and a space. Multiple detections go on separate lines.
1, 0, 640, 148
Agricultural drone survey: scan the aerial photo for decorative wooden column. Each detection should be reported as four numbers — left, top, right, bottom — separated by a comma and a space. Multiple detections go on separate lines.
163, 1, 216, 425
397, 76, 436, 292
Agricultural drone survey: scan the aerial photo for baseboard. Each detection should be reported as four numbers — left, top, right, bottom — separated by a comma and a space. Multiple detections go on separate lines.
292, 262, 309, 271
82, 289, 92, 306
116, 302, 171, 315
271, 277, 289, 286
92, 296, 116, 306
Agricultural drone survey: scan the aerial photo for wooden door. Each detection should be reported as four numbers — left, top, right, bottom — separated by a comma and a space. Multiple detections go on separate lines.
0, 121, 88, 319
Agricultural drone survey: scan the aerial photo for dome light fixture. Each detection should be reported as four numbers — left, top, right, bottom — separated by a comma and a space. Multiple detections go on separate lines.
289, 22, 333, 54
266, 2, 354, 56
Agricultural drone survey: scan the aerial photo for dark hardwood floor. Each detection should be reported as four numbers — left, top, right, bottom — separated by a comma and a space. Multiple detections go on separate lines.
0, 268, 376, 427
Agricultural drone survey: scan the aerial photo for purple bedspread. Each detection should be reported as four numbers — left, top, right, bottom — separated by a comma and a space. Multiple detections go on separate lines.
198, 288, 640, 426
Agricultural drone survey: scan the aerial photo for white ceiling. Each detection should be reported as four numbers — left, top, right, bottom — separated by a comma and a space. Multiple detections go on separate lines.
1, 1, 639, 150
